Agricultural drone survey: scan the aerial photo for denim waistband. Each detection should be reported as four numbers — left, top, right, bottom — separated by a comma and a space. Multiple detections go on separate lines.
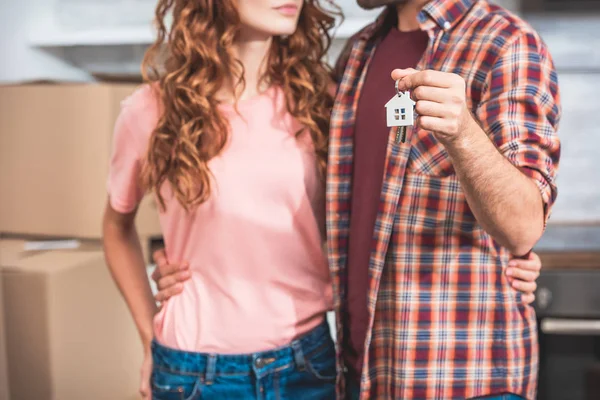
152, 320, 332, 381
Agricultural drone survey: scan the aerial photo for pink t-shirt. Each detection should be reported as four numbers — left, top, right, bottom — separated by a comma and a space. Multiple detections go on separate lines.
107, 85, 332, 353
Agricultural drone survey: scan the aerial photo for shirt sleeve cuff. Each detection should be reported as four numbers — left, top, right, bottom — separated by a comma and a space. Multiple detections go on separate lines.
106, 179, 139, 214
519, 166, 554, 226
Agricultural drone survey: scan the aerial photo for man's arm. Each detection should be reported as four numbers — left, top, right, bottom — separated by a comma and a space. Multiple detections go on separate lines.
442, 109, 545, 256
393, 32, 561, 256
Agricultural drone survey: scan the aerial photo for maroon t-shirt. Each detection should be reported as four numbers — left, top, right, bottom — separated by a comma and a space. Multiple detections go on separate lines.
344, 27, 429, 380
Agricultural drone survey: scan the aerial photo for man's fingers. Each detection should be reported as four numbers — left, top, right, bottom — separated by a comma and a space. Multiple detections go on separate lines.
156, 275, 178, 291
509, 254, 542, 272
416, 115, 443, 132
530, 251, 541, 264
151, 267, 161, 283
157, 259, 189, 277
521, 293, 535, 305
411, 86, 447, 103
155, 284, 184, 303
416, 115, 458, 134
506, 266, 539, 283
153, 249, 167, 266
391, 68, 418, 81
415, 100, 447, 119
511, 279, 537, 294
396, 70, 454, 91
157, 270, 191, 290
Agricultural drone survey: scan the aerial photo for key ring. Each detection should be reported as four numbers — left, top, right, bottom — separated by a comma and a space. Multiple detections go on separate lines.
395, 79, 401, 97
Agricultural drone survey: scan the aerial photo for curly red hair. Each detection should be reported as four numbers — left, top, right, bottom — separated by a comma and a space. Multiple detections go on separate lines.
141, 0, 338, 211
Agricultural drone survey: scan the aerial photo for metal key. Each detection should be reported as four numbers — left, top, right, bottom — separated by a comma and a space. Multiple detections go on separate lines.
395, 126, 407, 144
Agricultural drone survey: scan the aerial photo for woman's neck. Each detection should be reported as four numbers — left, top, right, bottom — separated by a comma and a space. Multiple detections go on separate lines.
225, 34, 273, 103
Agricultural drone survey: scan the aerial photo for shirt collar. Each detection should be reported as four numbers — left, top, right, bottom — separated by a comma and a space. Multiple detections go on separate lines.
358, 0, 478, 40
419, 0, 478, 31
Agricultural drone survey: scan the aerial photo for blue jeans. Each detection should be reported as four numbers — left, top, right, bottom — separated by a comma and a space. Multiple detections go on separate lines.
345, 374, 360, 400
151, 321, 336, 400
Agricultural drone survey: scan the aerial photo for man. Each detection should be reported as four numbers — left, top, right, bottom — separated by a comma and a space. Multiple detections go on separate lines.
328, 0, 559, 398
151, 0, 560, 398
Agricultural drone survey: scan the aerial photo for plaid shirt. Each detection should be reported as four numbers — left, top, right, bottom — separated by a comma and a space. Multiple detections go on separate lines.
326, 1, 561, 399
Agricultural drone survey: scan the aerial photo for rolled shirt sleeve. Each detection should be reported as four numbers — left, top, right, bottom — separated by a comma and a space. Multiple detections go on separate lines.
476, 31, 561, 223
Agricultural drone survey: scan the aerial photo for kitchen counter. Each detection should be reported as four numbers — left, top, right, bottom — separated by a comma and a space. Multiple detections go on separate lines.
534, 225, 600, 269
535, 225, 600, 250
536, 251, 600, 270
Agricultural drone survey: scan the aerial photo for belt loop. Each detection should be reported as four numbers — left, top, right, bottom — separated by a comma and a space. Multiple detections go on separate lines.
205, 354, 217, 385
291, 340, 305, 371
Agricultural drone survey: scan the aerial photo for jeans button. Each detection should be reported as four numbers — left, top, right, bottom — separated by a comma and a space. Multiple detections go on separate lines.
255, 357, 264, 368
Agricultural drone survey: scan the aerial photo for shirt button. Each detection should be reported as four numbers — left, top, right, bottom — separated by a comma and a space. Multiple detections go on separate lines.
443, 21, 451, 31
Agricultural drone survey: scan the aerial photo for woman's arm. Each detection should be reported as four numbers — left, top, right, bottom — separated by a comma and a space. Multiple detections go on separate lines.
102, 200, 157, 349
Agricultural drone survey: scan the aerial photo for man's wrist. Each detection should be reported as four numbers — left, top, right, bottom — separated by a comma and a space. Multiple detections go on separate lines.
442, 115, 481, 153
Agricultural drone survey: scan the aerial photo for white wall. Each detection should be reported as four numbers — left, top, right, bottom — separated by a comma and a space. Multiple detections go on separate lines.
0, 0, 90, 83
0, 0, 522, 82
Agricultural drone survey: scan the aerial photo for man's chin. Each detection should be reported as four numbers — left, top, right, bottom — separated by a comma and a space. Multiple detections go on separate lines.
356, 0, 405, 10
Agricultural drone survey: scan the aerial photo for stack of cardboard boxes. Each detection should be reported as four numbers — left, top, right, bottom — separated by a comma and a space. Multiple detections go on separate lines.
0, 258, 8, 400
0, 83, 163, 400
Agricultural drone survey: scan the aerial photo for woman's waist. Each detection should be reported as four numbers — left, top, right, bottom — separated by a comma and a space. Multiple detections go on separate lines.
151, 318, 333, 375
153, 280, 331, 353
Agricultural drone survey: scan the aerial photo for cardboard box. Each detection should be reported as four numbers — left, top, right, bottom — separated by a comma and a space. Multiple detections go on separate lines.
0, 240, 27, 400
0, 83, 161, 239
0, 239, 144, 400
0, 267, 8, 400
10, 236, 154, 266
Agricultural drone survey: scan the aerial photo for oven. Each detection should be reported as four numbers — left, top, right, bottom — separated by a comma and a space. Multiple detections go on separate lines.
533, 225, 600, 400
535, 268, 600, 400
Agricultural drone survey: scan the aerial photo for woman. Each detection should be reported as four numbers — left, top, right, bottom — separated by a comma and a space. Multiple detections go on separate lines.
103, 0, 336, 398
103, 0, 542, 399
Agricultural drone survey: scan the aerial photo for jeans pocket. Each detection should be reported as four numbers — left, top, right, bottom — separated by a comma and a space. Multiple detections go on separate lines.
151, 367, 202, 400
303, 337, 337, 383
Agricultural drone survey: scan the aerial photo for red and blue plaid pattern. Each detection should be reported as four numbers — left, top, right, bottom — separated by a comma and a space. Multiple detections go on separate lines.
326, 1, 561, 399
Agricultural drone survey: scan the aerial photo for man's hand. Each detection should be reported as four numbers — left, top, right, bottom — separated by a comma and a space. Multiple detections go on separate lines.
392, 68, 546, 255
151, 249, 191, 303
507, 252, 542, 305
392, 68, 474, 145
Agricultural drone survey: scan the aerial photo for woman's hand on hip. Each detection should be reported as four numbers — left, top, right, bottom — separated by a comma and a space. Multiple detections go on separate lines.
506, 252, 542, 305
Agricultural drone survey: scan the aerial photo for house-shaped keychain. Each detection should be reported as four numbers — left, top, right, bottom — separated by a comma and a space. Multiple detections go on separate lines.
385, 91, 415, 128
